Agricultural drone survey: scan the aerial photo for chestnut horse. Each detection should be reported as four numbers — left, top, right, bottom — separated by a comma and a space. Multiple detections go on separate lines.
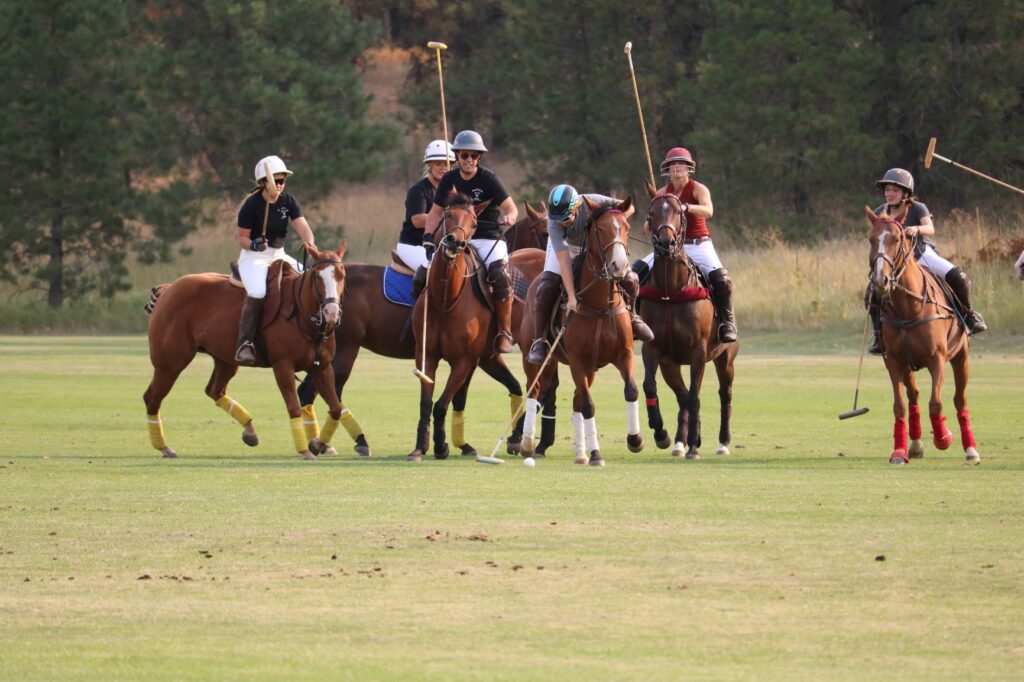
504, 201, 549, 251
867, 205, 980, 464
144, 243, 348, 460
410, 195, 545, 461
519, 197, 643, 466
294, 205, 550, 458
638, 193, 737, 459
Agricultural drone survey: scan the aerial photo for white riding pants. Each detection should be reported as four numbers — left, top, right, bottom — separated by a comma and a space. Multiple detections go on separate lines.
917, 244, 954, 278
641, 239, 723, 276
238, 247, 300, 299
395, 242, 429, 271
543, 240, 581, 274
469, 238, 508, 268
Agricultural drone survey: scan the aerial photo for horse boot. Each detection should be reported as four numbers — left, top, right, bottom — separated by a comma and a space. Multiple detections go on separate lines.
527, 272, 562, 364
708, 268, 738, 343
944, 267, 987, 335
234, 296, 265, 365
488, 261, 516, 354
632, 258, 652, 286
864, 285, 884, 355
411, 265, 427, 298
619, 270, 655, 343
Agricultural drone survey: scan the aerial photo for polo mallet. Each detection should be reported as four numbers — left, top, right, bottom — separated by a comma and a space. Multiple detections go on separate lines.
839, 312, 871, 420
412, 41, 450, 386
924, 137, 1024, 197
624, 42, 656, 188
482, 312, 576, 464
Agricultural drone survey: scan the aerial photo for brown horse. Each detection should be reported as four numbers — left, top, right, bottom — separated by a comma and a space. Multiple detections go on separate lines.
294, 204, 550, 458
144, 243, 348, 460
866, 205, 980, 464
519, 197, 643, 466
503, 202, 549, 252
638, 193, 738, 459
410, 195, 545, 461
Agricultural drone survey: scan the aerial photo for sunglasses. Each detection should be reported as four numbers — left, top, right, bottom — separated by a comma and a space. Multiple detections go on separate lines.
272, 177, 287, 186
458, 152, 481, 161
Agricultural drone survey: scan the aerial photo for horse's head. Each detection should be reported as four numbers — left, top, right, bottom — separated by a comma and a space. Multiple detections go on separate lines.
865, 203, 911, 296
303, 241, 347, 327
584, 195, 633, 281
646, 193, 686, 258
508, 201, 548, 250
437, 194, 489, 259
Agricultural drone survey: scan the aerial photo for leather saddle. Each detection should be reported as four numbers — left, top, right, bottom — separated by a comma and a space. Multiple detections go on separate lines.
229, 259, 297, 330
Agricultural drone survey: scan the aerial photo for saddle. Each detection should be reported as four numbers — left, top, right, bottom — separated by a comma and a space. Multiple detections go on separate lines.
389, 249, 416, 276
229, 259, 296, 330
458, 248, 530, 311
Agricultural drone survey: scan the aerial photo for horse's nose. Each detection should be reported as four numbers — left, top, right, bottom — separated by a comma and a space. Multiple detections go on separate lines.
323, 301, 341, 325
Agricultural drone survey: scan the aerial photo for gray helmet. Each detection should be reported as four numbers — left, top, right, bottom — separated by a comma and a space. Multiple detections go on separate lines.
875, 168, 914, 194
452, 130, 488, 153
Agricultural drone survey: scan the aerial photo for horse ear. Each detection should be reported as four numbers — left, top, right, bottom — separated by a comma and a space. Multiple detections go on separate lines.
864, 206, 877, 223
619, 195, 633, 213
337, 239, 347, 259
474, 199, 492, 216
525, 202, 540, 220
582, 195, 598, 212
645, 179, 657, 198
304, 242, 319, 258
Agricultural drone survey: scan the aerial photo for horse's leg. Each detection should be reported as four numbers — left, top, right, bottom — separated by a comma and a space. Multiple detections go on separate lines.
143, 356, 194, 458
537, 370, 559, 456
884, 357, 910, 464
307, 363, 347, 456
950, 350, 980, 463
568, 368, 589, 465
926, 355, 954, 451
572, 365, 604, 467
479, 354, 525, 455
432, 358, 476, 460
712, 349, 735, 455
271, 362, 316, 460
204, 358, 258, 448
618, 349, 644, 454
450, 365, 478, 457
658, 359, 689, 458
300, 343, 368, 456
685, 347, 708, 459
521, 362, 555, 458
903, 369, 924, 459
642, 341, 671, 449
409, 355, 439, 462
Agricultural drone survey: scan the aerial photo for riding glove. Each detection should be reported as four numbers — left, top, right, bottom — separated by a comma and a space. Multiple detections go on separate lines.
250, 237, 267, 252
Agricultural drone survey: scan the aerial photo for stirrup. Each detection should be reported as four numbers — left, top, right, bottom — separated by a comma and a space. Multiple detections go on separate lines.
966, 311, 987, 335
527, 338, 551, 364
717, 322, 738, 343
235, 340, 256, 365
494, 331, 515, 354
631, 315, 655, 343
868, 335, 884, 356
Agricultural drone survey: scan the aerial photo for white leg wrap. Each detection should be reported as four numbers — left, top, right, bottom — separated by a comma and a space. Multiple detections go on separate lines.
523, 398, 539, 440
584, 417, 600, 453
626, 401, 640, 436
572, 412, 585, 458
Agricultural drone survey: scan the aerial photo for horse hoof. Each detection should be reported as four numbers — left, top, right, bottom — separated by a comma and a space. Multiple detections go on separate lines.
506, 439, 521, 456
671, 443, 685, 458
520, 437, 536, 458
161, 448, 178, 459
685, 448, 701, 460
323, 445, 338, 456
908, 440, 924, 459
242, 430, 259, 447
434, 443, 449, 460
300, 451, 317, 461
964, 447, 980, 464
715, 444, 730, 456
626, 434, 644, 453
354, 443, 371, 457
308, 439, 327, 455
534, 450, 547, 458
589, 451, 605, 467
889, 450, 909, 465
460, 444, 478, 458
406, 451, 423, 463
574, 452, 588, 465
933, 429, 953, 451
654, 429, 671, 449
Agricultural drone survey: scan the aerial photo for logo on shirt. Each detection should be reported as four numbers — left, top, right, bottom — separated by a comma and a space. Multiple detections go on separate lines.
471, 188, 484, 203
277, 206, 289, 220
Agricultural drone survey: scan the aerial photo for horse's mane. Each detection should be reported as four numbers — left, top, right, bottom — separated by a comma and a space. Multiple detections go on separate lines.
588, 204, 623, 225
445, 192, 474, 210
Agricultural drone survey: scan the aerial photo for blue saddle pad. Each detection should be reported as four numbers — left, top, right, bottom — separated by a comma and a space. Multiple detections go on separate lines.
383, 266, 415, 307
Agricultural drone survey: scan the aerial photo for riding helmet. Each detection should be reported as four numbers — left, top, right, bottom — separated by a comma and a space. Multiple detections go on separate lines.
254, 155, 293, 183
423, 139, 455, 163
451, 130, 488, 153
547, 184, 582, 222
660, 147, 696, 174
876, 168, 914, 194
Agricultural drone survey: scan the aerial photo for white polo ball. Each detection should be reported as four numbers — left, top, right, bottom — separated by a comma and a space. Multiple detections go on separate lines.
523, 457, 536, 468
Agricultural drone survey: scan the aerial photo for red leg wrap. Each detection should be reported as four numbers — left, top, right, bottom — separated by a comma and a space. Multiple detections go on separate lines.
646, 397, 658, 407
930, 414, 953, 450
957, 408, 976, 449
893, 417, 908, 452
908, 404, 922, 440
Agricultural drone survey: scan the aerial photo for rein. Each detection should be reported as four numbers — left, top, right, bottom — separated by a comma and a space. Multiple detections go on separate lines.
291, 257, 344, 366
647, 195, 701, 298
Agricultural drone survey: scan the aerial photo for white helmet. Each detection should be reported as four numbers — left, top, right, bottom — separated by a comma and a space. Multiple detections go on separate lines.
423, 140, 455, 163
254, 155, 293, 183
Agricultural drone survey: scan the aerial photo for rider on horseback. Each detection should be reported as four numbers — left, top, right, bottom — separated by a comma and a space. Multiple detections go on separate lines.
234, 155, 316, 365
867, 168, 987, 355
422, 130, 519, 354
400, 140, 455, 297
633, 147, 738, 343
525, 185, 655, 364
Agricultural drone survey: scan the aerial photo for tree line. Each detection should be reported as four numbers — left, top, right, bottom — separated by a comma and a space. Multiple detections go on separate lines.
2, 0, 1021, 306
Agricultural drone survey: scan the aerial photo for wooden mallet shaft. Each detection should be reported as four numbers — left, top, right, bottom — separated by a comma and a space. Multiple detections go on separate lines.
924, 137, 1024, 196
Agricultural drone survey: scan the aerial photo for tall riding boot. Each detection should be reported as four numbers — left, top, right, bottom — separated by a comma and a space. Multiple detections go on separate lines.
868, 303, 884, 356
619, 271, 655, 343
708, 268, 738, 343
235, 296, 265, 365
527, 272, 562, 364
411, 265, 427, 298
488, 261, 516, 354
632, 258, 652, 286
945, 267, 987, 334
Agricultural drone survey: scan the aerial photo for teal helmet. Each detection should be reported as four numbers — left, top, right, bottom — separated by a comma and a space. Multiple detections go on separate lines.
547, 184, 581, 221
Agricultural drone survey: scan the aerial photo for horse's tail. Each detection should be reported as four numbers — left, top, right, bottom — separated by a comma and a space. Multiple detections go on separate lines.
144, 284, 169, 315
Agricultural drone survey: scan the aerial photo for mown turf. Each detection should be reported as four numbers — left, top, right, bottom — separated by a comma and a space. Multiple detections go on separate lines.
0, 336, 1022, 680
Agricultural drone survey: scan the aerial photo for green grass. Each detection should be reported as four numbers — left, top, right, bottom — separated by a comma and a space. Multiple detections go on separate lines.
1, 336, 1022, 680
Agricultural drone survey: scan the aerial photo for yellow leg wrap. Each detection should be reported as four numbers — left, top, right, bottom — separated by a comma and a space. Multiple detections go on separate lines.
301, 404, 320, 440
339, 406, 363, 441
290, 417, 308, 453
319, 416, 341, 445
147, 413, 167, 450
215, 395, 253, 426
510, 393, 525, 421
452, 410, 467, 447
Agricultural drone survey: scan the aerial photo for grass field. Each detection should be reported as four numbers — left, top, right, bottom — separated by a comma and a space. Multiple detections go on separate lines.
1, 336, 1022, 680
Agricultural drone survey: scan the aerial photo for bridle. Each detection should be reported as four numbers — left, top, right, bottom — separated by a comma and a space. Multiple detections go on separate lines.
294, 256, 345, 365
585, 209, 630, 283
870, 217, 914, 299
646, 194, 686, 260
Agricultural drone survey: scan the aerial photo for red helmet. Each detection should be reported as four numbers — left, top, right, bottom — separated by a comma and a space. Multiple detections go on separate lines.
660, 147, 695, 174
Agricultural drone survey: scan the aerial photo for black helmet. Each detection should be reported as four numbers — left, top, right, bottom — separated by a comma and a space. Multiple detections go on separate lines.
875, 168, 914, 194
452, 130, 488, 153
547, 184, 581, 222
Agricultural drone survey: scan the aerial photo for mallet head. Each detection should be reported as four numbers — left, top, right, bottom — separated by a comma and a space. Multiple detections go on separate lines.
624, 41, 632, 54
838, 407, 870, 420
427, 41, 448, 51
412, 368, 434, 385
924, 137, 937, 170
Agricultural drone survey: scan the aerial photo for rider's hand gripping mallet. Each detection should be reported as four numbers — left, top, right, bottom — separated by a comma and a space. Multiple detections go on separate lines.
838, 312, 871, 420
624, 42, 656, 189
925, 137, 1024, 197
